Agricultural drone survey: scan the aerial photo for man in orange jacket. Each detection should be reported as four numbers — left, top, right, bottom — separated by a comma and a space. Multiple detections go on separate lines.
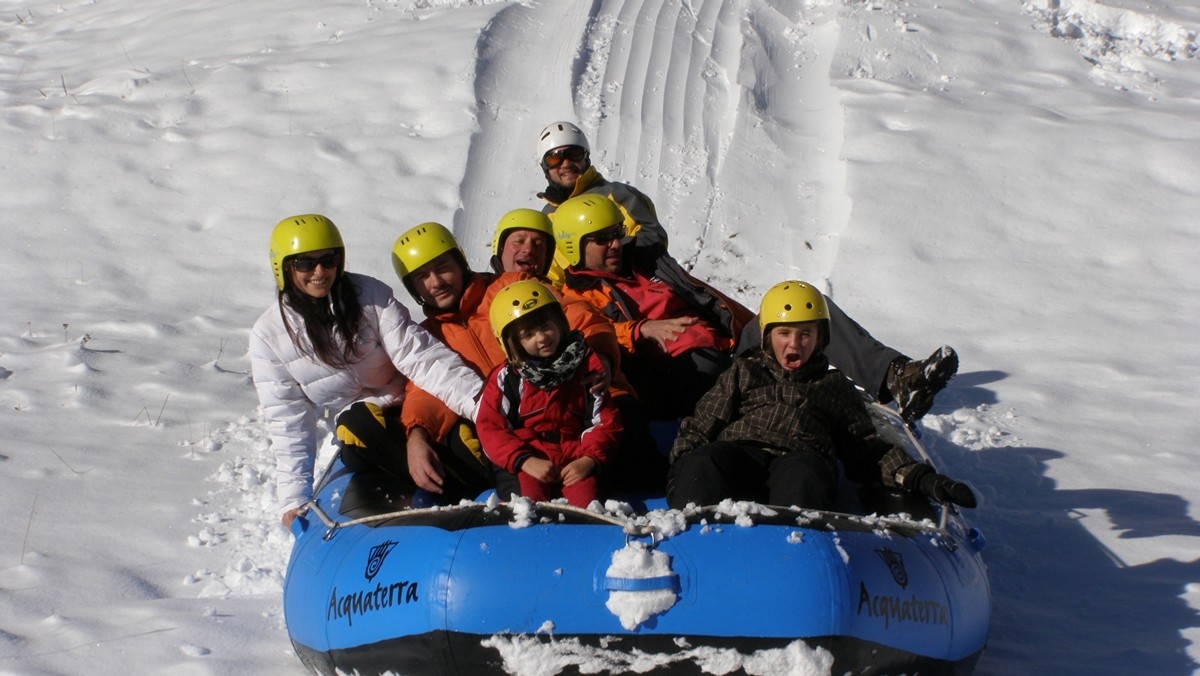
552, 195, 756, 420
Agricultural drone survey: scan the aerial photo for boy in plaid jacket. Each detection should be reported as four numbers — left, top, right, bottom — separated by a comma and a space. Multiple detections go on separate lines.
667, 280, 975, 511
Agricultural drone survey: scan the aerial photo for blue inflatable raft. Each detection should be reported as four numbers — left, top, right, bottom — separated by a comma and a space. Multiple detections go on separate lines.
284, 404, 990, 674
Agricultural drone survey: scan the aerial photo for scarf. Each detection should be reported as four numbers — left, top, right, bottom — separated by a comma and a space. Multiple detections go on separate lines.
514, 331, 589, 391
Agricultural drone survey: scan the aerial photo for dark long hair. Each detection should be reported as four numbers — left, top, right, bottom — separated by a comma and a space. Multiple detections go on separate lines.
278, 254, 364, 367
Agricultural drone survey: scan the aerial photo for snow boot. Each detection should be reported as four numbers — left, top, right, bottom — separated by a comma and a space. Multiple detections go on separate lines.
887, 346, 958, 422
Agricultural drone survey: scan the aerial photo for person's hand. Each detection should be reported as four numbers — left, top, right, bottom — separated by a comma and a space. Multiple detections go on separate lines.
904, 463, 977, 508
281, 508, 303, 529
580, 354, 613, 394
639, 316, 698, 350
521, 457, 560, 484
921, 473, 977, 508
406, 426, 445, 493
561, 457, 598, 486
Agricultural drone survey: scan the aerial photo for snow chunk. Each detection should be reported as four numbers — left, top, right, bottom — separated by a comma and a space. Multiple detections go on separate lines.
508, 496, 537, 529
604, 541, 678, 630
713, 498, 779, 527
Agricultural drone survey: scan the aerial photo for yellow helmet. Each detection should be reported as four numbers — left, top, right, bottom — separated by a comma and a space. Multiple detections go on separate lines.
551, 195, 624, 267
490, 208, 555, 275
758, 280, 829, 346
488, 279, 563, 359
491, 208, 554, 255
269, 214, 344, 290
391, 222, 463, 281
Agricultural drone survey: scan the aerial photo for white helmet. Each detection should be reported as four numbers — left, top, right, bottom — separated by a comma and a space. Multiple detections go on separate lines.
536, 121, 590, 160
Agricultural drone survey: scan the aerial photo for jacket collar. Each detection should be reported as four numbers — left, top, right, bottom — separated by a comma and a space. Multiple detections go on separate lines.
563, 259, 633, 290
538, 166, 604, 205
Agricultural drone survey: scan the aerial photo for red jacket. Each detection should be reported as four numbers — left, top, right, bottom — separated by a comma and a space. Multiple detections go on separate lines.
561, 247, 754, 356
566, 267, 725, 356
475, 351, 622, 473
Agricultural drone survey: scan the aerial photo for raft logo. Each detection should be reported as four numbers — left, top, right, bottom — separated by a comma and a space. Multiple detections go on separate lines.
876, 548, 908, 589
857, 582, 949, 630
365, 540, 397, 582
327, 580, 420, 628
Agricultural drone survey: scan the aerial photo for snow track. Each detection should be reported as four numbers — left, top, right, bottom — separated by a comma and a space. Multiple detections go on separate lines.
453, 2, 593, 259
463, 0, 851, 302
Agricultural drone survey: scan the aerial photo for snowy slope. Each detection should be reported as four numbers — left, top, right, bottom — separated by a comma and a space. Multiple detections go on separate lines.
1, 0, 1199, 674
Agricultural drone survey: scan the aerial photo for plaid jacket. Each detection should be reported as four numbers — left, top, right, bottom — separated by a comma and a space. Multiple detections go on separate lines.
670, 350, 915, 488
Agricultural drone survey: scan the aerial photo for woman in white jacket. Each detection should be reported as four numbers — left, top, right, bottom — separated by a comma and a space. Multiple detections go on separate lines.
250, 214, 485, 527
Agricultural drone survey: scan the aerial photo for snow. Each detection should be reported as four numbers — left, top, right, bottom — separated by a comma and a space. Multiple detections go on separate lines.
1, 0, 1198, 674
603, 541, 677, 631
479, 633, 835, 676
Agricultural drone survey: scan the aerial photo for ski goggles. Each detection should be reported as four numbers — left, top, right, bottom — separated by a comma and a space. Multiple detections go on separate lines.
290, 252, 341, 272
542, 145, 588, 169
586, 224, 626, 246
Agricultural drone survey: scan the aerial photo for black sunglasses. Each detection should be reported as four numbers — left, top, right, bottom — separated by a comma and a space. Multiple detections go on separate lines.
587, 224, 626, 246
290, 252, 341, 272
543, 145, 588, 169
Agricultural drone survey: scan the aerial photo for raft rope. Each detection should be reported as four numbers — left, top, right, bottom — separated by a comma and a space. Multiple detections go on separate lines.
537, 502, 663, 537
301, 498, 660, 541
299, 496, 954, 551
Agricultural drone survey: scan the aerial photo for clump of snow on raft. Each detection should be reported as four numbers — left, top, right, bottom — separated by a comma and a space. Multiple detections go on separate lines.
711, 498, 779, 527
604, 541, 677, 630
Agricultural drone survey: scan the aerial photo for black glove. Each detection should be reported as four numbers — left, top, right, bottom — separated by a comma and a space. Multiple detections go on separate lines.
900, 463, 977, 509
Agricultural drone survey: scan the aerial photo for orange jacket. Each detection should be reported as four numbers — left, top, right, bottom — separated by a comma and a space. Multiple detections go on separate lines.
402, 271, 634, 441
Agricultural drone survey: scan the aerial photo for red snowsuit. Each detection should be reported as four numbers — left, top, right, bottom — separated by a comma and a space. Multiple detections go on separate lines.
476, 350, 622, 507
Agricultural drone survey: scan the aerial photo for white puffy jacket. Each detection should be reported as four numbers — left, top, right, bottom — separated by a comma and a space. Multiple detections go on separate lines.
249, 273, 482, 512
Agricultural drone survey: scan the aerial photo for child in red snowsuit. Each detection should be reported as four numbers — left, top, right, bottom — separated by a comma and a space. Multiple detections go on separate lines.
476, 280, 623, 507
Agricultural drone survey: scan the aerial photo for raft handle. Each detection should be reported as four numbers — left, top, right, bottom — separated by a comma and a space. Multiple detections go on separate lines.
968, 527, 987, 552
600, 574, 680, 593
